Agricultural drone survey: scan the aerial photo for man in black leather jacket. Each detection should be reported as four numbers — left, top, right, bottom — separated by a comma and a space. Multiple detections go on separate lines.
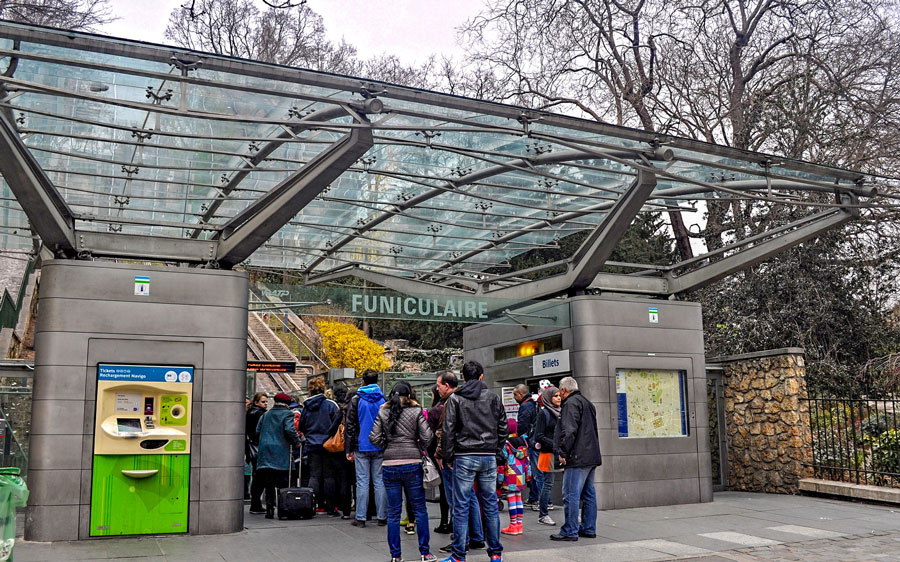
441, 361, 508, 562
550, 376, 602, 542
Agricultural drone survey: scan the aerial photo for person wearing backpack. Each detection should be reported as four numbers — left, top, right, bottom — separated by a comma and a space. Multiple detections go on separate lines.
344, 369, 387, 527
498, 419, 530, 535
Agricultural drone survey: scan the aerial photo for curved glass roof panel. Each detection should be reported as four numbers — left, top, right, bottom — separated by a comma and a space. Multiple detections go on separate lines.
0, 21, 894, 298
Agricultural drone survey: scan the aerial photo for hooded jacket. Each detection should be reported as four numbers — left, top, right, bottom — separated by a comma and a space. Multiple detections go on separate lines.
344, 383, 386, 454
516, 397, 537, 445
442, 379, 508, 465
255, 404, 301, 471
554, 390, 602, 468
297, 393, 339, 451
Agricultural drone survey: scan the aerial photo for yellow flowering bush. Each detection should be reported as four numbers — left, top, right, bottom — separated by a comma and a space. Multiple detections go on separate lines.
316, 319, 390, 376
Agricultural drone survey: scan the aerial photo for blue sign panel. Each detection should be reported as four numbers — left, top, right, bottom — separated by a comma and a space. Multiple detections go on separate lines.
98, 364, 193, 383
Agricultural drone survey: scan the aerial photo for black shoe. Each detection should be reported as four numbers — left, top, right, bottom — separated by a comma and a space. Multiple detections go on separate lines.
378, 518, 388, 527
248, 506, 265, 514
265, 507, 275, 519
351, 519, 366, 528
578, 531, 596, 538
328, 511, 341, 518
434, 523, 452, 534
439, 544, 453, 553
468, 540, 485, 550
550, 533, 577, 541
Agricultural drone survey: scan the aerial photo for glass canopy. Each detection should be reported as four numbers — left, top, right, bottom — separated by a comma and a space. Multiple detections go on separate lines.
0, 21, 891, 300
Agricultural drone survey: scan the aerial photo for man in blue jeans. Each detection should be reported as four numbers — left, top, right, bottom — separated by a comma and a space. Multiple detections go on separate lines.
549, 376, 602, 541
344, 369, 386, 527
433, 372, 484, 554
440, 361, 508, 562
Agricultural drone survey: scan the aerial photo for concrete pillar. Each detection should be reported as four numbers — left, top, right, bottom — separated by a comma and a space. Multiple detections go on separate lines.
25, 260, 247, 541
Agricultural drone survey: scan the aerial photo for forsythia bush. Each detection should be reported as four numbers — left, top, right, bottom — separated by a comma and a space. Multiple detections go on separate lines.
316, 319, 390, 376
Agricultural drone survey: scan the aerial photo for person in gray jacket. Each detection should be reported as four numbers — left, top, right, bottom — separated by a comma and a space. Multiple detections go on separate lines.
255, 392, 301, 519
370, 381, 436, 562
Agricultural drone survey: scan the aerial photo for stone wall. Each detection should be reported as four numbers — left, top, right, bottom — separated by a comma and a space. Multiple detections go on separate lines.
714, 348, 814, 494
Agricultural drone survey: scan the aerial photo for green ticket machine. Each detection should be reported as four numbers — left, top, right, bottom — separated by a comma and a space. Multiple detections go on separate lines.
90, 364, 193, 536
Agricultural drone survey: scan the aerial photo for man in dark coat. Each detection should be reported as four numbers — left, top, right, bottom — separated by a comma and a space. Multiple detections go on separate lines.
442, 361, 508, 562
550, 376, 602, 541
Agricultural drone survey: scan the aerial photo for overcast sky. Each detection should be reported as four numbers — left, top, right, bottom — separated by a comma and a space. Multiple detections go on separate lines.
99, 0, 485, 64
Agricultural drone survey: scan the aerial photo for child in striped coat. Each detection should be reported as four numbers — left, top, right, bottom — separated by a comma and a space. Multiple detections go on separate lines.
498, 418, 531, 535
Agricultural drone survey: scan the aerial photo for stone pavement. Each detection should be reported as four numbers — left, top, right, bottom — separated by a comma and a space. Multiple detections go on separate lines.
13, 491, 900, 561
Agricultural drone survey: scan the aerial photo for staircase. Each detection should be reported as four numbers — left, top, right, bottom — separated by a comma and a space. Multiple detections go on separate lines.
247, 312, 301, 391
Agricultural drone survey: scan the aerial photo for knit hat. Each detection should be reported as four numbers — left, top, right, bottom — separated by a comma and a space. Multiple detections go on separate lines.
274, 392, 292, 404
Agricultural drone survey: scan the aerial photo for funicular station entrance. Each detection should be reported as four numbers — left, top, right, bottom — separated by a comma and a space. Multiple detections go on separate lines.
0, 20, 890, 542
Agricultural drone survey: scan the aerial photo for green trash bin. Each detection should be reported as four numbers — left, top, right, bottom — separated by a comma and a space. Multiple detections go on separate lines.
0, 468, 28, 562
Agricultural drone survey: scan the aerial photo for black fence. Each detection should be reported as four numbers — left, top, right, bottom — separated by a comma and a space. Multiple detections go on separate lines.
807, 389, 900, 488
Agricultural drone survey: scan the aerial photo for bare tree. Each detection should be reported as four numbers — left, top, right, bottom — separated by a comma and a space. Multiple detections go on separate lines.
460, 0, 695, 259
0, 0, 113, 30
165, 0, 358, 74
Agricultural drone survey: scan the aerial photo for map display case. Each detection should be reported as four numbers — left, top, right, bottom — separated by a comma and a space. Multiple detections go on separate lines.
615, 368, 688, 438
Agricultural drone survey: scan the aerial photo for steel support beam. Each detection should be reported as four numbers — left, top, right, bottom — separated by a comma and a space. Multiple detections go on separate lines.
0, 112, 76, 256
75, 230, 218, 263
667, 206, 855, 294
567, 170, 658, 288
215, 112, 374, 268
306, 266, 473, 298
190, 104, 350, 238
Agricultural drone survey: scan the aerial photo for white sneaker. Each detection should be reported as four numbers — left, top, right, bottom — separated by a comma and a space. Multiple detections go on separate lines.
530, 503, 540, 512
538, 515, 556, 526
547, 504, 557, 511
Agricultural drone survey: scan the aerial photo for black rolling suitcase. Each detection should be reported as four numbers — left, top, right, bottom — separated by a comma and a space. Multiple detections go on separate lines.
278, 447, 315, 520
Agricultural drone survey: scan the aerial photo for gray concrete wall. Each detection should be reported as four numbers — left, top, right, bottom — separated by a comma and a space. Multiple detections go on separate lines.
25, 260, 248, 541
465, 294, 713, 510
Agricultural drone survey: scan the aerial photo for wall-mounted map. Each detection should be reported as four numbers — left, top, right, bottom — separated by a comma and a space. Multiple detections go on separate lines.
616, 368, 688, 438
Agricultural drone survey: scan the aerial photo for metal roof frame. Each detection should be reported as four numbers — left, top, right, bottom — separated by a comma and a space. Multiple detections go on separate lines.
0, 21, 893, 300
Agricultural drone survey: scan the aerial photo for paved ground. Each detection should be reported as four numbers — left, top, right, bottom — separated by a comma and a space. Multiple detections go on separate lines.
13, 492, 900, 561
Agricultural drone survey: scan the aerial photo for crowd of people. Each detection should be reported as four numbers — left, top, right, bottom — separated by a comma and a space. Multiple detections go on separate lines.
244, 361, 602, 562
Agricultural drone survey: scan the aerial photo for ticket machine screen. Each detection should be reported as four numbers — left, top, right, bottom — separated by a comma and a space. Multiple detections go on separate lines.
116, 418, 142, 433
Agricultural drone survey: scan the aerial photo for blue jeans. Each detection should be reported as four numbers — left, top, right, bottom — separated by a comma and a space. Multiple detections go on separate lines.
383, 463, 431, 558
539, 469, 555, 517
527, 446, 542, 502
354, 450, 386, 521
442, 464, 483, 542
451, 456, 502, 560
560, 466, 597, 537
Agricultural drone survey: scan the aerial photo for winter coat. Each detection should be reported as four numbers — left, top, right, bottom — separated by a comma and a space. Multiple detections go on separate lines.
369, 397, 433, 464
297, 393, 340, 452
498, 436, 530, 492
554, 390, 602, 468
255, 404, 301, 471
516, 398, 537, 445
442, 380, 508, 465
246, 404, 266, 445
344, 384, 386, 454
533, 407, 558, 454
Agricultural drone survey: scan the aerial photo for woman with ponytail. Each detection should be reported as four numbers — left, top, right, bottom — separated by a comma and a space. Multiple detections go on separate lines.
370, 382, 436, 562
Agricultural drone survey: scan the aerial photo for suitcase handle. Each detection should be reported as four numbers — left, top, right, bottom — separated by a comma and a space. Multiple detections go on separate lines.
122, 469, 158, 479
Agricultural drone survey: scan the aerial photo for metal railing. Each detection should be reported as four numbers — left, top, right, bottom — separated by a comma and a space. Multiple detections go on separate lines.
807, 388, 899, 488
0, 256, 36, 330
248, 292, 329, 373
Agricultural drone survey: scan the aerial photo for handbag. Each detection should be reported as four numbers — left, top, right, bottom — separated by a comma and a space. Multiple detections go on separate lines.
422, 455, 442, 489
324, 423, 345, 453
245, 438, 258, 464
538, 451, 563, 473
